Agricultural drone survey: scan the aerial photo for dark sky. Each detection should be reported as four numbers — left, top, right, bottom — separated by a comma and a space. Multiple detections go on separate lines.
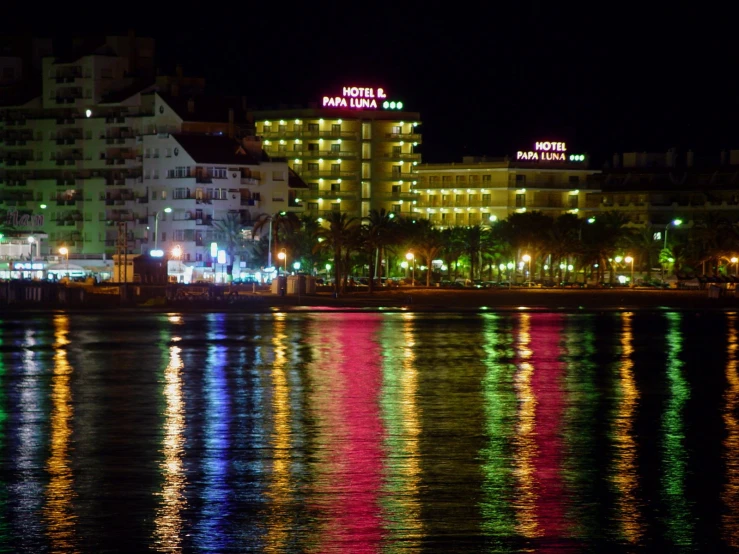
14, 2, 739, 165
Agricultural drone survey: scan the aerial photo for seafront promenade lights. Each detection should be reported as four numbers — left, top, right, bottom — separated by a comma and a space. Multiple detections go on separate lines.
732, 256, 739, 276
664, 218, 683, 250
522, 254, 531, 283
59, 246, 69, 270
278, 248, 287, 274
406, 252, 415, 286
625, 256, 634, 285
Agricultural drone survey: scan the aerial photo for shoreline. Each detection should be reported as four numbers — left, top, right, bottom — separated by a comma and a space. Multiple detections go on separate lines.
3, 288, 739, 314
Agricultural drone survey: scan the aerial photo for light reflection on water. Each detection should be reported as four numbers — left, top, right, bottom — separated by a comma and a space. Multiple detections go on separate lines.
0, 311, 738, 552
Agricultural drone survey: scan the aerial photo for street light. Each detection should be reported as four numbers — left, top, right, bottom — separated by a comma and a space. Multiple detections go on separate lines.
406, 252, 415, 286
625, 255, 634, 286
59, 246, 69, 272
522, 254, 531, 284
153, 207, 172, 251
732, 257, 738, 276
664, 218, 683, 250
277, 248, 287, 274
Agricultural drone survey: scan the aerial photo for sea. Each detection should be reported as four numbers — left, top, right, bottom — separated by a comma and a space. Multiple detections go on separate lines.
0, 308, 737, 553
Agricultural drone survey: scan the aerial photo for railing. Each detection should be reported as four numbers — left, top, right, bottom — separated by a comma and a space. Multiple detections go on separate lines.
261, 130, 358, 140
299, 170, 356, 179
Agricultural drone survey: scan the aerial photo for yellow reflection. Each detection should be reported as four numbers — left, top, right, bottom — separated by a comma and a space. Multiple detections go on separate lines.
612, 312, 644, 542
43, 314, 78, 551
723, 313, 739, 544
153, 340, 187, 551
513, 313, 539, 537
264, 313, 292, 552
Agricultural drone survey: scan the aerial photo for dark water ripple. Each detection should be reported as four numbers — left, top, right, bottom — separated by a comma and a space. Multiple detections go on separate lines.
0, 310, 736, 552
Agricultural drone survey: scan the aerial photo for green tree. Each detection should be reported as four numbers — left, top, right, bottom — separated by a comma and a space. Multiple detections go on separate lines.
317, 211, 358, 294
362, 208, 398, 293
212, 212, 246, 265
409, 218, 444, 286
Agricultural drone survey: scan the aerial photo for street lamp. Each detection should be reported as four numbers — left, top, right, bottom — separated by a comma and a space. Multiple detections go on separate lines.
153, 207, 172, 252
59, 246, 69, 272
277, 248, 287, 274
522, 254, 531, 284
625, 255, 634, 286
732, 257, 738, 276
406, 252, 415, 286
664, 218, 683, 250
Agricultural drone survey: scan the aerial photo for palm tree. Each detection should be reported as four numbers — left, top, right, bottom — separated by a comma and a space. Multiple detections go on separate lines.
544, 214, 580, 283
362, 208, 397, 293
441, 227, 466, 281
462, 224, 487, 280
317, 211, 358, 294
626, 226, 660, 281
409, 218, 444, 286
212, 212, 245, 267
252, 211, 300, 268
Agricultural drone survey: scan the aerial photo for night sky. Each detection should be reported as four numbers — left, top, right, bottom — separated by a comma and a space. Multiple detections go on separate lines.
14, 3, 739, 165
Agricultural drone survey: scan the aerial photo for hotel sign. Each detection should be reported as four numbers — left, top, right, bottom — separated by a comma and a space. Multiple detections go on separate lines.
516, 141, 586, 162
322, 86, 403, 110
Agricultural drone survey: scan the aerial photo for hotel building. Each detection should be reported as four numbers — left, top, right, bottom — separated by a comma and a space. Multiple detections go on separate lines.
252, 87, 421, 219
413, 146, 600, 227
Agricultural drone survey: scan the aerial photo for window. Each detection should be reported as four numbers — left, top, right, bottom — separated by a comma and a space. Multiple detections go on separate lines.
442, 195, 449, 206
278, 143, 286, 153
392, 166, 401, 177
165, 148, 172, 158
152, 190, 157, 200
153, 169, 159, 179
392, 146, 401, 155
392, 185, 401, 194
455, 175, 465, 184
568, 195, 578, 208
308, 143, 319, 151
173, 188, 189, 199
309, 183, 319, 191
307, 162, 319, 171
516, 193, 526, 207
482, 175, 491, 183
392, 126, 401, 135
263, 124, 272, 133
331, 163, 340, 175
213, 168, 227, 179
294, 123, 303, 133
160, 190, 167, 200
331, 182, 341, 192
456, 194, 464, 206
293, 142, 301, 151
393, 204, 401, 213
308, 123, 319, 132
482, 193, 491, 205
153, 148, 160, 158
568, 175, 580, 184
455, 213, 464, 224
515, 174, 526, 184
278, 124, 286, 133
144, 148, 151, 158
161, 232, 166, 243
293, 162, 302, 173
331, 124, 341, 135
272, 171, 285, 181
331, 143, 340, 153
308, 202, 318, 211
331, 202, 340, 212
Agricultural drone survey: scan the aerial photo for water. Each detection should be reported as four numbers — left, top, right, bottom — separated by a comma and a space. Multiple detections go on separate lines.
0, 309, 737, 552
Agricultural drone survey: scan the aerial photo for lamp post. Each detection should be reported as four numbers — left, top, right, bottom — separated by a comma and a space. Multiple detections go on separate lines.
278, 248, 287, 274
59, 246, 69, 272
625, 255, 634, 286
406, 252, 415, 286
522, 254, 531, 284
732, 257, 738, 277
153, 207, 172, 252
663, 218, 683, 250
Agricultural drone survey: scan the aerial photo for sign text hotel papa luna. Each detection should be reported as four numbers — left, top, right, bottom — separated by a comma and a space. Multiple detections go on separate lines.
517, 141, 567, 161
323, 87, 387, 109
5, 209, 44, 227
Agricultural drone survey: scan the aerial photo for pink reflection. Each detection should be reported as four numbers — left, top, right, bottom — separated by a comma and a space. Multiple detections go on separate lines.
309, 314, 384, 553
529, 313, 568, 548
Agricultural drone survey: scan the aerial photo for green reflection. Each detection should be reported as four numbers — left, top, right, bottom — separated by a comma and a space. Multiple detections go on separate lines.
479, 313, 517, 539
380, 313, 423, 550
561, 314, 601, 539
662, 312, 693, 546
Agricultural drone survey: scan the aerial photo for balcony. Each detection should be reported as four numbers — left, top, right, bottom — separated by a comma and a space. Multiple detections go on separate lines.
384, 132, 422, 141
377, 172, 417, 181
381, 152, 421, 161
299, 170, 356, 179
289, 149, 357, 160
262, 130, 358, 140
240, 177, 259, 185
300, 190, 358, 201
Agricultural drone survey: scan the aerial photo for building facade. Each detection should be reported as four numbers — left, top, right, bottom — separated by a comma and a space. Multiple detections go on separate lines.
252, 90, 421, 220
414, 152, 600, 227
585, 149, 739, 229
0, 34, 267, 280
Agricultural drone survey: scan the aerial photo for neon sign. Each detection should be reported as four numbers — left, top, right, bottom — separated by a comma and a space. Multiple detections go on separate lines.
322, 86, 403, 110
5, 209, 44, 227
516, 141, 581, 162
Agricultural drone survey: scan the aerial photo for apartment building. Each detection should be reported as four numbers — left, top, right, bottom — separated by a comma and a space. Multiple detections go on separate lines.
585, 149, 739, 227
0, 34, 257, 278
414, 146, 599, 227
139, 132, 303, 280
252, 86, 421, 219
